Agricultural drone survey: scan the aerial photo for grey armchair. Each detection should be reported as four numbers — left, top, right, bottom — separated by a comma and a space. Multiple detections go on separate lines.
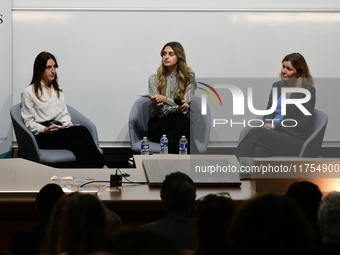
128, 97, 161, 153
238, 109, 328, 157
10, 104, 102, 166
189, 96, 211, 153
129, 96, 211, 154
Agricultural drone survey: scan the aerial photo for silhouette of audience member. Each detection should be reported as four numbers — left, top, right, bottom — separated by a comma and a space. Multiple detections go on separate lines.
10, 183, 64, 255
286, 181, 323, 246
40, 192, 78, 255
228, 193, 314, 255
141, 172, 196, 251
0, 251, 13, 255
40, 193, 120, 255
55, 193, 110, 255
110, 228, 179, 255
192, 192, 237, 255
106, 208, 122, 234
318, 191, 340, 254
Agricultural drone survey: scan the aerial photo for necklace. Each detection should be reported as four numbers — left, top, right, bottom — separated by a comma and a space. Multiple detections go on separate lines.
43, 85, 51, 89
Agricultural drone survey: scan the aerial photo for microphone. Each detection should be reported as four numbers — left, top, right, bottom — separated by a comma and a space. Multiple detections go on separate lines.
174, 98, 184, 106
174, 98, 191, 112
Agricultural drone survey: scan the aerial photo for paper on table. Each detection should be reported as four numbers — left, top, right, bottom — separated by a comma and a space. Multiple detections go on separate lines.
138, 94, 150, 98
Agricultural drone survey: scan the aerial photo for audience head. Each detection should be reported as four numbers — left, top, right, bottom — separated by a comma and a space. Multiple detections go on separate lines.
56, 192, 110, 255
42, 192, 77, 253
318, 191, 340, 245
160, 172, 196, 212
195, 192, 237, 255
35, 183, 64, 220
106, 208, 122, 233
280, 52, 313, 87
286, 181, 322, 226
228, 193, 314, 255
110, 228, 179, 255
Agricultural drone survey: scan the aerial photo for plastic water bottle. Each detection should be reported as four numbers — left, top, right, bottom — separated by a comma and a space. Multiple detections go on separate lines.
160, 134, 169, 154
141, 137, 150, 155
179, 135, 188, 155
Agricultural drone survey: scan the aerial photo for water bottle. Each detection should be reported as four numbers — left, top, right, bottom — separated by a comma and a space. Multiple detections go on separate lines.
141, 137, 150, 155
160, 134, 169, 154
179, 135, 188, 155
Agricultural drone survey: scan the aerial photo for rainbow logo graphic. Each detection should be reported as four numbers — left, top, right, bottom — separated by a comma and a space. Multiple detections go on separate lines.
197, 82, 223, 106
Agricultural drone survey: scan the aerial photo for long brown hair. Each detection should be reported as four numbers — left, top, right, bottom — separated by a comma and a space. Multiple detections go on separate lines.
156, 42, 195, 100
30, 51, 62, 100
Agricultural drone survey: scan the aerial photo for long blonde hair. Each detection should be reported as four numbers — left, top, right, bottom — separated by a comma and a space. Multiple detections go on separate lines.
156, 42, 195, 100
280, 53, 313, 88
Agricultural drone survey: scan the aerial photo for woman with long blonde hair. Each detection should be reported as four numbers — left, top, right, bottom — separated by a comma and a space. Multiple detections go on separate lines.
148, 42, 196, 154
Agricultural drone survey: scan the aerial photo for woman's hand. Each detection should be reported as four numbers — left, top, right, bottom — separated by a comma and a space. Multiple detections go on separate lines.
262, 123, 274, 130
179, 101, 189, 112
150, 95, 167, 104
44, 124, 59, 135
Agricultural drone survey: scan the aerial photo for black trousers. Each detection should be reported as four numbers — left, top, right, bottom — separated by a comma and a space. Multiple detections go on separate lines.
234, 127, 305, 158
148, 114, 193, 154
35, 125, 105, 168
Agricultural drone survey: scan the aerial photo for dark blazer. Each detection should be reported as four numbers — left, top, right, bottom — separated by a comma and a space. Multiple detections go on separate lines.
141, 212, 195, 251
10, 221, 48, 255
263, 81, 316, 140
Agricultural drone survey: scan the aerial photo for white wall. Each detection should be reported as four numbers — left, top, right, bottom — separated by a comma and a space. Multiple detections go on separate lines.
12, 0, 340, 9
0, 0, 12, 158
11, 1, 340, 146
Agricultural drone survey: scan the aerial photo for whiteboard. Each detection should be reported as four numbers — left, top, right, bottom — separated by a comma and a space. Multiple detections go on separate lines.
0, 0, 12, 158
12, 9, 340, 145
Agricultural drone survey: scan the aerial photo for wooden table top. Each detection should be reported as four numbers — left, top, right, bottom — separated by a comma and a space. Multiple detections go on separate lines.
0, 155, 256, 203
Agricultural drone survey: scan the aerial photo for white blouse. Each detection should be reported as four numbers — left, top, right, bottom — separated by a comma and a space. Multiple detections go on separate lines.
21, 84, 72, 135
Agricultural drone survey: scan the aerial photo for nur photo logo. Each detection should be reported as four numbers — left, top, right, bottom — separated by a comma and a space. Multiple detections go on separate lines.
196, 79, 313, 128
197, 82, 223, 106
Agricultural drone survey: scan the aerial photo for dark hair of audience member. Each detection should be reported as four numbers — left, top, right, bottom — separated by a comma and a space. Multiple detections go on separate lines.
41, 192, 78, 253
110, 227, 179, 255
106, 208, 122, 233
35, 183, 65, 220
286, 181, 322, 241
56, 193, 110, 255
160, 172, 196, 212
228, 193, 314, 255
8, 184, 64, 255
318, 191, 340, 246
193, 194, 237, 255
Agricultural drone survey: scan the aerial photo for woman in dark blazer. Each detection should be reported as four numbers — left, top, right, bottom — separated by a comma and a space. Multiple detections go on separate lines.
234, 53, 315, 158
